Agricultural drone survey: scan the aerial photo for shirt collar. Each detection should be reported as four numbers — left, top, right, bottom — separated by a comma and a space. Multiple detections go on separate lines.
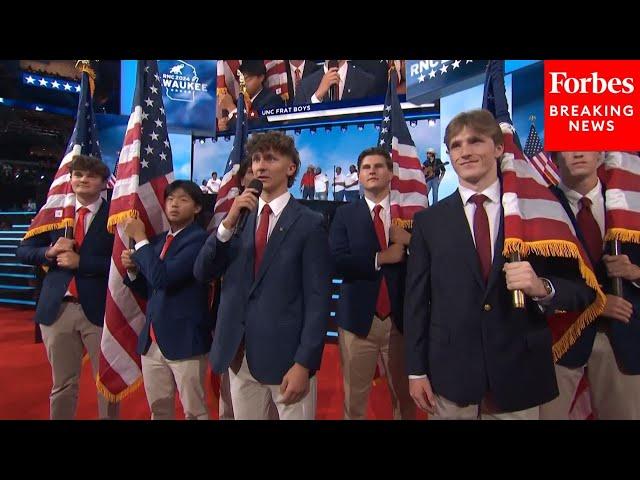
558, 179, 602, 207
76, 197, 102, 214
458, 179, 501, 206
364, 193, 390, 213
258, 191, 291, 217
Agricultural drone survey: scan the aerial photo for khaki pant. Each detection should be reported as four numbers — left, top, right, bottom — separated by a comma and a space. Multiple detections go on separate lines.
430, 394, 539, 420
40, 302, 119, 420
228, 352, 316, 420
540, 332, 640, 420
338, 316, 415, 420
141, 342, 209, 420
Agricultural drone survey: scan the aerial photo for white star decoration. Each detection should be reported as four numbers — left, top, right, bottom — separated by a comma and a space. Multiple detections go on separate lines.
440, 64, 449, 75
163, 140, 170, 148
452, 60, 461, 69
141, 159, 149, 168
39, 78, 48, 86
429, 69, 436, 79
141, 111, 149, 120
144, 145, 153, 155
418, 74, 426, 83
51, 81, 60, 89
26, 76, 35, 84
159, 152, 167, 161
154, 119, 163, 128
145, 98, 154, 107
150, 132, 159, 141
150, 85, 158, 94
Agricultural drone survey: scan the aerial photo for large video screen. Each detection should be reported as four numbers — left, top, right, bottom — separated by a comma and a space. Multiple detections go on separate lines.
215, 60, 437, 134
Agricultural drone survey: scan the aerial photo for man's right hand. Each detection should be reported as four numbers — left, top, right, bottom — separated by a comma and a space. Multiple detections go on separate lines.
602, 294, 634, 323
221, 188, 260, 230
378, 243, 405, 266
314, 68, 340, 101
409, 377, 436, 414
121, 249, 138, 273
45, 237, 75, 260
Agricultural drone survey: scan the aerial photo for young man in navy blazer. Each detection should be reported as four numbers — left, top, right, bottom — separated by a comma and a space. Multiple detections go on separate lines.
121, 180, 211, 420
540, 151, 640, 419
329, 147, 415, 420
404, 110, 596, 419
17, 155, 119, 420
193, 131, 332, 420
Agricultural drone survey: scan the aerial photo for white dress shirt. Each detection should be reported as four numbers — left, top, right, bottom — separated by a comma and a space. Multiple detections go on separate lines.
63, 198, 103, 297
217, 191, 292, 243
290, 61, 306, 98
559, 180, 640, 288
364, 194, 390, 271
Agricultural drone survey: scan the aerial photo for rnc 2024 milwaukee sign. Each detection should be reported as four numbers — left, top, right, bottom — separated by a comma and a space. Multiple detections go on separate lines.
157, 60, 217, 134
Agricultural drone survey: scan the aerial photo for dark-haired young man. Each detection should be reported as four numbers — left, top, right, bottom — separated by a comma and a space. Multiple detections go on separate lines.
121, 180, 212, 420
17, 154, 119, 420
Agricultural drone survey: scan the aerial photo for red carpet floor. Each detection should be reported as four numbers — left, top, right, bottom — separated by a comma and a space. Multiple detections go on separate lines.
0, 307, 426, 420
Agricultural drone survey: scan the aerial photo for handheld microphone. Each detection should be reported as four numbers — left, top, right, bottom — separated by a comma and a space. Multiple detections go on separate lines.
327, 60, 339, 101
235, 179, 263, 234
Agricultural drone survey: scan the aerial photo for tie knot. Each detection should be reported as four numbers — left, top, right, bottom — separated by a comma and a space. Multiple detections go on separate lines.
261, 204, 272, 216
373, 204, 383, 216
470, 194, 488, 207
579, 196, 592, 209
78, 206, 90, 216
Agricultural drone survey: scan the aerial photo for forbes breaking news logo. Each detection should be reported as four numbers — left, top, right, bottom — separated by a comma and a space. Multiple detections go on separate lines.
161, 60, 208, 103
544, 60, 640, 151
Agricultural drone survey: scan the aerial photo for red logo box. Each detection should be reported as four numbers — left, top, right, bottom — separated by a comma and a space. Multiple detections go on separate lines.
544, 60, 640, 151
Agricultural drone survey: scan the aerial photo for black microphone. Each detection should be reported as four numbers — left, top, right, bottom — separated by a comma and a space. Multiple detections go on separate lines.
235, 179, 263, 234
327, 60, 339, 102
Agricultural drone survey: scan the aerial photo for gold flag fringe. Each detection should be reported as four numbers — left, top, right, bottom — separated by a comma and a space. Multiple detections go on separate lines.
22, 218, 74, 241
392, 218, 413, 229
96, 373, 143, 403
503, 238, 607, 361
107, 210, 138, 234
605, 227, 640, 244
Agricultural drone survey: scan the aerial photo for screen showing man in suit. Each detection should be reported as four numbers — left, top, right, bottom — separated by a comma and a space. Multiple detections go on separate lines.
217, 60, 285, 133
404, 109, 596, 420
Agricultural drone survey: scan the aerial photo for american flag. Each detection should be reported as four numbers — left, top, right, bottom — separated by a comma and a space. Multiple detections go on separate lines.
97, 60, 174, 401
264, 60, 289, 101
216, 60, 241, 99
217, 60, 290, 103
484, 60, 605, 419
208, 91, 248, 232
604, 151, 640, 244
23, 70, 103, 240
523, 124, 560, 187
377, 66, 428, 228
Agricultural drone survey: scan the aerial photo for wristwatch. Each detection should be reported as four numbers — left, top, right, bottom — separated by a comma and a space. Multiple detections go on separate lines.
532, 277, 553, 301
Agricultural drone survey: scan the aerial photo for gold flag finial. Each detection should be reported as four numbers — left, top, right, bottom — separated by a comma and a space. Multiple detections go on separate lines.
75, 60, 97, 96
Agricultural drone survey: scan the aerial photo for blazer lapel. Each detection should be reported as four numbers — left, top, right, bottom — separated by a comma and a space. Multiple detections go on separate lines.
447, 192, 485, 289
249, 200, 301, 295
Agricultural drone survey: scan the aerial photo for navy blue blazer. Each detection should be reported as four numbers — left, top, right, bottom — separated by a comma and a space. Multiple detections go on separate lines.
16, 199, 113, 327
193, 198, 332, 385
293, 62, 376, 105
124, 222, 212, 361
551, 185, 640, 374
404, 190, 596, 412
329, 199, 406, 336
